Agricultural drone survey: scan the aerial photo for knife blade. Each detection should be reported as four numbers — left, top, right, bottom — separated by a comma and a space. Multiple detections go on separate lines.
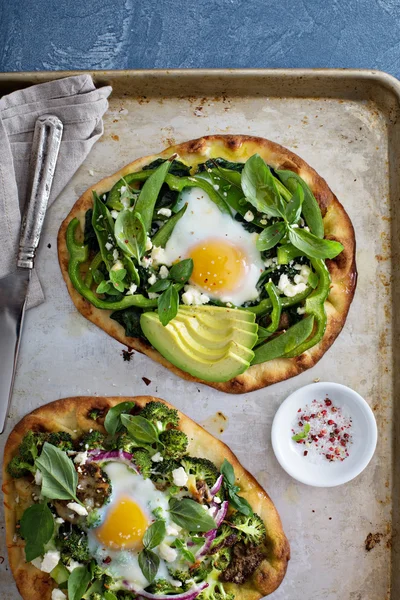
0, 115, 63, 433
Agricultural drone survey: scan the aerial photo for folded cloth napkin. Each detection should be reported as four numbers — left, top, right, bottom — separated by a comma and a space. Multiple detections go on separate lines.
0, 74, 112, 308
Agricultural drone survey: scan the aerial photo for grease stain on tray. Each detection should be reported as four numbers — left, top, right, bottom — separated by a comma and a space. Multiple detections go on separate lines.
200, 412, 228, 437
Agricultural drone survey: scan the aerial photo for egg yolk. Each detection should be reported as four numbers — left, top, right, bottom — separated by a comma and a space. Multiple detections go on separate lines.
95, 496, 149, 550
188, 239, 248, 294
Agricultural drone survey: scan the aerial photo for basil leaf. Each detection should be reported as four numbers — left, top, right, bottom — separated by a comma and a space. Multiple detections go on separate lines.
241, 154, 285, 218
148, 279, 171, 293
136, 161, 171, 233
173, 538, 195, 563
285, 183, 304, 224
169, 498, 216, 532
169, 258, 194, 284
292, 422, 311, 441
104, 592, 118, 600
276, 169, 324, 238
104, 401, 136, 435
256, 221, 286, 251
288, 227, 344, 260
227, 488, 253, 516
138, 548, 160, 583
96, 281, 111, 294
121, 414, 159, 445
20, 503, 54, 561
110, 268, 127, 283
36, 442, 79, 502
220, 458, 235, 486
115, 210, 147, 262
68, 565, 91, 600
143, 520, 166, 549
158, 285, 179, 326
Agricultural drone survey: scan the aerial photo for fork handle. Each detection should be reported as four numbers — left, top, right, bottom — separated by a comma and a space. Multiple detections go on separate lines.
17, 115, 63, 269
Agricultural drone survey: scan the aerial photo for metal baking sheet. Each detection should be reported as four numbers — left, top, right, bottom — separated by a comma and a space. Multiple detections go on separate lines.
0, 69, 399, 599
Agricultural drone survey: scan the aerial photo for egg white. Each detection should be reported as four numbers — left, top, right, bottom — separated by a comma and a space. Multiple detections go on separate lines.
162, 187, 264, 306
87, 462, 178, 588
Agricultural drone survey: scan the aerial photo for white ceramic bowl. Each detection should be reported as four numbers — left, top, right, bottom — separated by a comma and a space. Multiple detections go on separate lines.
271, 382, 378, 487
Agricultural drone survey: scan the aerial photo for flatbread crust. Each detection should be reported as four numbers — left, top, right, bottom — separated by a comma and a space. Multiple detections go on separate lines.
57, 135, 357, 393
3, 396, 290, 600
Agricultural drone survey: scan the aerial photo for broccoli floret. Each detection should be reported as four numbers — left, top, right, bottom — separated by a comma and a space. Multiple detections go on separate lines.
159, 429, 188, 459
199, 569, 235, 600
210, 524, 237, 553
191, 562, 213, 582
47, 431, 74, 451
7, 456, 35, 478
150, 458, 180, 485
180, 457, 219, 489
90, 594, 102, 600
147, 579, 183, 594
86, 509, 101, 529
229, 512, 266, 545
132, 449, 152, 479
19, 431, 47, 462
57, 527, 91, 563
115, 432, 138, 453
79, 430, 106, 450
139, 401, 179, 432
212, 547, 232, 572
168, 568, 192, 585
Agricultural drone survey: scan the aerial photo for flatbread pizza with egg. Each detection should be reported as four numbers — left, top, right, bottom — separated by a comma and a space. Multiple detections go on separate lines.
3, 395, 290, 600
58, 135, 356, 393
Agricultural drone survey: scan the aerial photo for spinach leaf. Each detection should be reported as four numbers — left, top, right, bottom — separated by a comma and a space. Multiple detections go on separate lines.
68, 565, 91, 600
20, 503, 54, 561
121, 415, 160, 445
143, 158, 191, 177
35, 443, 79, 502
241, 154, 285, 218
196, 157, 245, 172
110, 307, 143, 338
168, 498, 216, 532
158, 284, 179, 326
169, 259, 193, 284
104, 401, 136, 435
256, 221, 286, 251
155, 185, 179, 209
115, 210, 147, 262
84, 209, 99, 252
138, 548, 160, 583
143, 520, 166, 549
288, 227, 343, 260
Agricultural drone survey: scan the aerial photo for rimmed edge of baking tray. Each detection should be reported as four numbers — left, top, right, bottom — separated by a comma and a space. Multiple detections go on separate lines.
1, 68, 400, 596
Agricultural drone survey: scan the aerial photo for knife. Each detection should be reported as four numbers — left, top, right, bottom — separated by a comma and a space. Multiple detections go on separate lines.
0, 115, 63, 433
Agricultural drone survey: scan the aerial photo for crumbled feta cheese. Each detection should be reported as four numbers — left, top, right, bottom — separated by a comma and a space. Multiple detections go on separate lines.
159, 265, 169, 279
52, 590, 67, 600
105, 242, 113, 251
55, 517, 65, 524
157, 208, 172, 218
120, 185, 127, 194
213, 496, 222, 504
145, 236, 153, 251
66, 559, 83, 573
293, 265, 311, 285
260, 218, 268, 225
292, 223, 299, 228
264, 257, 278, 268
74, 451, 88, 466
112, 249, 119, 261
141, 256, 153, 268
121, 197, 130, 209
151, 246, 169, 266
277, 274, 307, 298
111, 260, 124, 271
41, 550, 61, 573
126, 283, 138, 295
111, 210, 119, 220
171, 580, 183, 587
166, 524, 181, 536
151, 452, 164, 462
293, 263, 303, 270
34, 470, 42, 486
148, 292, 160, 299
304, 226, 310, 232
148, 273, 157, 286
244, 210, 254, 222
182, 285, 209, 306
31, 557, 43, 570
213, 184, 220, 190
297, 306, 306, 315
158, 542, 178, 563
172, 467, 188, 487
67, 502, 88, 516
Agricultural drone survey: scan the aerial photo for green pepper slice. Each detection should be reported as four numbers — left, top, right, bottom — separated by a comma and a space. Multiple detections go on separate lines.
251, 315, 315, 365
247, 286, 312, 317
152, 204, 188, 248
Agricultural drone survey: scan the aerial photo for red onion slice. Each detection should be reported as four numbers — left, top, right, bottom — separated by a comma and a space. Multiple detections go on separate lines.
210, 474, 223, 496
87, 449, 139, 473
214, 500, 228, 527
195, 529, 217, 558
123, 581, 209, 600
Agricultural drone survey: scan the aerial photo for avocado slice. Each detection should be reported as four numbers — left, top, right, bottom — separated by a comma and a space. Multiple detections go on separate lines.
179, 306, 258, 334
174, 313, 258, 349
140, 307, 256, 382
178, 304, 255, 323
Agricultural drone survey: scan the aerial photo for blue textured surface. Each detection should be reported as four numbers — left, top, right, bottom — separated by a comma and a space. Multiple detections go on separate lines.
0, 0, 400, 75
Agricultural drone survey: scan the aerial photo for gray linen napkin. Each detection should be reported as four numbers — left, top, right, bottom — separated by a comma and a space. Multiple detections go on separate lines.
0, 74, 112, 308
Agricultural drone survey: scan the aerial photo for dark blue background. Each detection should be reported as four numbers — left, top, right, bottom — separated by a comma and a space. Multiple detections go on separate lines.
0, 0, 399, 75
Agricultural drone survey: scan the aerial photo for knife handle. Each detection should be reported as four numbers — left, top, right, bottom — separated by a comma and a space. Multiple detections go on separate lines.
17, 115, 63, 269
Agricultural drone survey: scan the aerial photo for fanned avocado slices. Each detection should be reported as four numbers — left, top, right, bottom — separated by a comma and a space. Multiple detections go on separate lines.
140, 306, 258, 382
